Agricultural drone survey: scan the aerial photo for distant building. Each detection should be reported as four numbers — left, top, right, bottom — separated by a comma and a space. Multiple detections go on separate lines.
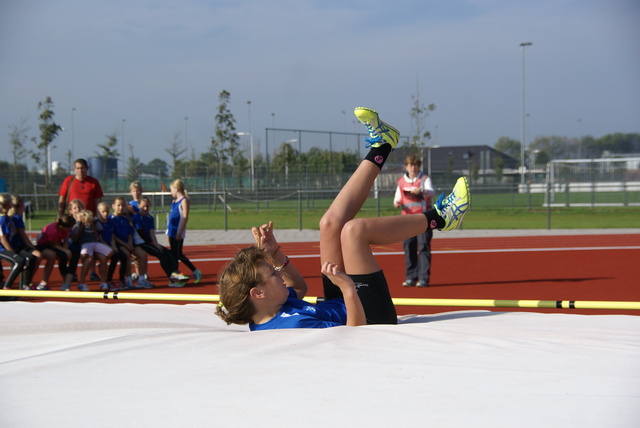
381, 145, 519, 188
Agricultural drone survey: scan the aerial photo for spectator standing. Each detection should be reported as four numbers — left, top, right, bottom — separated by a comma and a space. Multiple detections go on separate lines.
166, 179, 202, 283
58, 158, 103, 216
393, 154, 435, 288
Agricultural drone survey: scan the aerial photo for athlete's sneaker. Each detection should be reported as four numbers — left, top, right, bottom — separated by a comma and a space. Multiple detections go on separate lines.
193, 269, 203, 284
170, 272, 190, 282
402, 279, 416, 287
168, 280, 186, 288
435, 176, 471, 231
77, 283, 89, 291
131, 273, 139, 281
123, 277, 135, 290
416, 280, 429, 288
36, 281, 50, 291
354, 107, 400, 149
60, 283, 71, 291
137, 277, 155, 289
99, 282, 110, 291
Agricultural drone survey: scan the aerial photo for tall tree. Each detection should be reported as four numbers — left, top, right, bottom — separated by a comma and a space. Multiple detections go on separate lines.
143, 158, 169, 177
209, 90, 241, 188
165, 132, 187, 179
95, 133, 120, 183
408, 78, 436, 153
494, 137, 521, 163
8, 117, 30, 188
126, 144, 143, 182
34, 97, 63, 195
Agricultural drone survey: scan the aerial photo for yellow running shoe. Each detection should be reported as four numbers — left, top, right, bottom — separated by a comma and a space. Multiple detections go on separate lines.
354, 107, 400, 148
435, 176, 471, 231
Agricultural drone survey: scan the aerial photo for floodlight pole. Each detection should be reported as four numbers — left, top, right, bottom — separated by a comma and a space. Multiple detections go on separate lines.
520, 42, 532, 186
71, 107, 76, 168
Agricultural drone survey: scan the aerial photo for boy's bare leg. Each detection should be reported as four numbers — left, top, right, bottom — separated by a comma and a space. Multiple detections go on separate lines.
341, 214, 429, 275
320, 107, 400, 270
343, 177, 471, 275
319, 160, 381, 270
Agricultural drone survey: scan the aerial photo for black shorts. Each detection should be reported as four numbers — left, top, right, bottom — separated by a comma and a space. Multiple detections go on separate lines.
322, 270, 397, 325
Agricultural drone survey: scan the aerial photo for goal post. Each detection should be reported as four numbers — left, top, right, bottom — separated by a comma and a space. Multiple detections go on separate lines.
545, 157, 640, 207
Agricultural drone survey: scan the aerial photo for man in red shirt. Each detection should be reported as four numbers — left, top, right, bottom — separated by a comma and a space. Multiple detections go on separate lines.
58, 159, 104, 216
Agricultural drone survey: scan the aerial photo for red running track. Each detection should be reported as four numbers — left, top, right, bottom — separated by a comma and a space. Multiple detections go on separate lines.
14, 233, 640, 316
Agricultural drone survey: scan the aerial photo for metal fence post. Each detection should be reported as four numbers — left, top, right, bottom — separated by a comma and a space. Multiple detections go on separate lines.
298, 190, 302, 231
546, 180, 551, 230
223, 190, 228, 231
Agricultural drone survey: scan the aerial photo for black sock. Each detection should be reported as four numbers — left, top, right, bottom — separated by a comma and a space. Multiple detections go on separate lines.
363, 144, 393, 170
423, 209, 445, 231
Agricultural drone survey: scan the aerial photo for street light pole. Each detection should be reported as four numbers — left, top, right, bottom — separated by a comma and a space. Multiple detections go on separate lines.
520, 42, 532, 186
184, 116, 189, 152
71, 107, 76, 166
238, 132, 254, 190
121, 118, 126, 174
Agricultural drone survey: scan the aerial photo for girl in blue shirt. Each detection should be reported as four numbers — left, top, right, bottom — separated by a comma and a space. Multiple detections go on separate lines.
166, 179, 202, 283
0, 193, 26, 290
216, 107, 470, 330
8, 195, 41, 289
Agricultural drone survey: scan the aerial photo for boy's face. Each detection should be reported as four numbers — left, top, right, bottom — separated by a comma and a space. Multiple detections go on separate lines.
130, 187, 142, 200
405, 163, 420, 179
112, 200, 126, 215
97, 205, 110, 220
254, 261, 289, 306
69, 203, 83, 218
139, 201, 150, 215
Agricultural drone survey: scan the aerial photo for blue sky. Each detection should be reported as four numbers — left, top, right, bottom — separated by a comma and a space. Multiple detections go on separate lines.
1, 0, 638, 169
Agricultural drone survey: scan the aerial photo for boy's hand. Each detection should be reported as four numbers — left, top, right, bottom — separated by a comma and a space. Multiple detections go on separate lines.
321, 262, 356, 292
252, 221, 279, 254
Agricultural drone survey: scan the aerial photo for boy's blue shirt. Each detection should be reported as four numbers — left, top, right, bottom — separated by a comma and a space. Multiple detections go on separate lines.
250, 288, 347, 331
109, 214, 133, 241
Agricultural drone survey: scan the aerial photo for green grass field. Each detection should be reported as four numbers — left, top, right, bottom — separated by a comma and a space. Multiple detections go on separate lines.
25, 201, 640, 232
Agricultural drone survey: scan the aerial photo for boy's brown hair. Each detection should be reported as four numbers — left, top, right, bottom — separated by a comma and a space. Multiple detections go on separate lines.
404, 154, 421, 167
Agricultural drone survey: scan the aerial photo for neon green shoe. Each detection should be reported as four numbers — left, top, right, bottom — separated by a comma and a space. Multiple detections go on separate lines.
435, 177, 471, 231
354, 107, 400, 148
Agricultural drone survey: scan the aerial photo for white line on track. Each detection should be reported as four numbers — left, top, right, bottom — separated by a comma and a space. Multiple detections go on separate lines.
17, 246, 637, 271
185, 245, 640, 263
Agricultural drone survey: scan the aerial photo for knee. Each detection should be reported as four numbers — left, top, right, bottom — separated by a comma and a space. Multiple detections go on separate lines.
319, 211, 340, 235
340, 218, 366, 244
11, 254, 26, 266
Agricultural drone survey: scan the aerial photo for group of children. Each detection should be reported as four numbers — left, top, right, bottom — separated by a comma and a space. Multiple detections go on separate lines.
0, 179, 202, 292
